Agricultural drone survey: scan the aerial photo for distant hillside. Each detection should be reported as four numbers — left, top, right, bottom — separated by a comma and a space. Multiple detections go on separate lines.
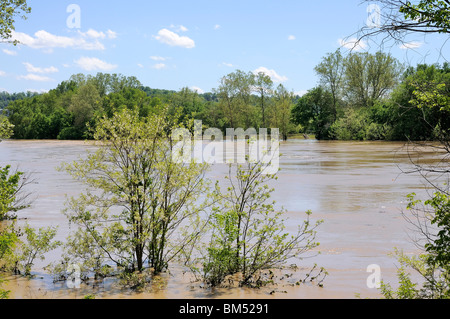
0, 91, 40, 111
140, 86, 218, 102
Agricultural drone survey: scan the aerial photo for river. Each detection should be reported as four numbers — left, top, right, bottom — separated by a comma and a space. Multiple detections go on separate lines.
0, 139, 441, 299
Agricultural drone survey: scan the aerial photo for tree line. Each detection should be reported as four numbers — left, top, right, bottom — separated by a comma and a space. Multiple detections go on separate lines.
2, 53, 449, 143
0, 91, 40, 110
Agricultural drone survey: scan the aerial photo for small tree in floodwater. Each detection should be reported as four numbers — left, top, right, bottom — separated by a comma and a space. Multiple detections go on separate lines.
54, 107, 212, 283
189, 156, 323, 287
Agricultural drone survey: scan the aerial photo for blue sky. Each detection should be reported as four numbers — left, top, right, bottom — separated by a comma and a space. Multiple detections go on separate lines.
1, 0, 449, 94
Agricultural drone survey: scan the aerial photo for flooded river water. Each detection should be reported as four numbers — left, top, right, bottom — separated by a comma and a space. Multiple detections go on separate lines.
0, 139, 441, 299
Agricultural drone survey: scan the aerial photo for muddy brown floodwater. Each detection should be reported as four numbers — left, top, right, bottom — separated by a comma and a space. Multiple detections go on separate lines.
0, 139, 442, 299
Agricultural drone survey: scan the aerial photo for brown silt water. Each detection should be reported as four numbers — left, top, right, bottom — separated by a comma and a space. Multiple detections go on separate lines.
0, 139, 442, 299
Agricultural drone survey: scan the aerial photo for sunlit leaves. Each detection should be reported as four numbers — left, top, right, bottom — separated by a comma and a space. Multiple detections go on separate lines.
58, 107, 211, 280
0, 0, 31, 44
198, 159, 323, 287
0, 116, 14, 141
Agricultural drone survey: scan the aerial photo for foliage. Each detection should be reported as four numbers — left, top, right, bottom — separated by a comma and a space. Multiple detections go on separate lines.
329, 108, 370, 141
1, 222, 60, 298
0, 223, 20, 268
0, 116, 14, 141
269, 85, 296, 141
314, 48, 345, 122
254, 72, 274, 128
0, 281, 9, 299
54, 107, 211, 283
294, 51, 402, 140
0, 91, 39, 110
421, 192, 450, 277
13, 225, 61, 276
6, 73, 145, 140
0, 165, 31, 220
380, 192, 450, 299
389, 63, 450, 141
193, 159, 323, 287
0, 223, 20, 299
292, 87, 334, 140
0, 0, 31, 44
328, 107, 394, 141
399, 0, 450, 34
214, 70, 259, 130
343, 51, 403, 108
380, 265, 421, 299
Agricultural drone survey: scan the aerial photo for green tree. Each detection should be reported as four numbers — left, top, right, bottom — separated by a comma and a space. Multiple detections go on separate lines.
292, 87, 335, 140
14, 225, 61, 276
400, 0, 450, 33
253, 72, 274, 128
0, 165, 32, 221
68, 82, 101, 135
68, 73, 142, 97
0, 116, 14, 141
171, 87, 206, 123
329, 108, 371, 141
344, 51, 403, 108
409, 64, 450, 143
193, 159, 323, 287
314, 49, 345, 122
215, 70, 257, 129
56, 107, 211, 282
269, 84, 295, 141
0, 0, 31, 44
386, 63, 450, 141
0, 223, 19, 299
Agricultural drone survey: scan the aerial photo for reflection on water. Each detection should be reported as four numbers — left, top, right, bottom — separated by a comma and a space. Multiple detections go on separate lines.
0, 139, 443, 299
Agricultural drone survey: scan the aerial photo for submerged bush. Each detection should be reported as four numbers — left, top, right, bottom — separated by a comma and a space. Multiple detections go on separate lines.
190, 159, 323, 287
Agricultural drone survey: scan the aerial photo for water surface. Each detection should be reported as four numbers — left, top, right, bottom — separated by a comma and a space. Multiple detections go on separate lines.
0, 139, 440, 299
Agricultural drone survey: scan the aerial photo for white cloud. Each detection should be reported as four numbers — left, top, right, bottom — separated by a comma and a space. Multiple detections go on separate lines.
214, 24, 221, 30
150, 56, 167, 61
338, 37, 367, 51
78, 28, 117, 40
154, 29, 195, 49
75, 57, 118, 71
79, 29, 106, 39
18, 74, 54, 82
151, 63, 166, 70
23, 62, 58, 74
288, 35, 296, 41
137, 63, 144, 68
0, 71, 6, 77
253, 67, 288, 83
11, 30, 105, 51
190, 86, 205, 94
2, 49, 17, 56
170, 24, 188, 32
107, 30, 117, 39
222, 62, 234, 67
399, 41, 423, 50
